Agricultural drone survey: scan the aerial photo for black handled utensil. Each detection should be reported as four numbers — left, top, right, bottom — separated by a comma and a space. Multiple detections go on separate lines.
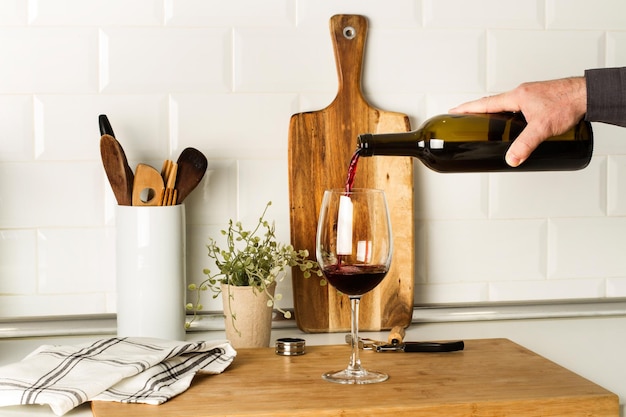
375, 340, 465, 353
99, 114, 116, 137
98, 114, 134, 205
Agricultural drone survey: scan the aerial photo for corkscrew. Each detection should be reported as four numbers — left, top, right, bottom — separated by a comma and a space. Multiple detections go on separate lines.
345, 326, 464, 353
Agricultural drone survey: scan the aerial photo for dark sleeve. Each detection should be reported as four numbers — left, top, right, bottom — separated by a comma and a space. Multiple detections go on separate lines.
584, 67, 626, 127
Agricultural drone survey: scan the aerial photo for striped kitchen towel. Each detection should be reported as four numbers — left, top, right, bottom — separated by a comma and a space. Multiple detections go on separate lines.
0, 337, 236, 416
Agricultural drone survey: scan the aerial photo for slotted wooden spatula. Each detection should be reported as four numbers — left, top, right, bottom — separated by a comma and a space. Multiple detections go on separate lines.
288, 14, 414, 333
132, 163, 165, 206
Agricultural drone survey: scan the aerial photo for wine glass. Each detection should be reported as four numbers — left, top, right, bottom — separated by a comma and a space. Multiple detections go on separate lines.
316, 188, 393, 384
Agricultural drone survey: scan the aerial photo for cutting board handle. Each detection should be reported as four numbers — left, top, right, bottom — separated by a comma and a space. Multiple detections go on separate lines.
330, 14, 368, 105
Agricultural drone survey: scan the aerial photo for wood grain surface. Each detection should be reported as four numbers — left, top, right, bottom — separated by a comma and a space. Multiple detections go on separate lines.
91, 338, 618, 417
288, 14, 414, 333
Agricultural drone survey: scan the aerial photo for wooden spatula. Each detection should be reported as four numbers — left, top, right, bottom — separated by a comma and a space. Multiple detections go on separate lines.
132, 163, 165, 206
288, 15, 414, 333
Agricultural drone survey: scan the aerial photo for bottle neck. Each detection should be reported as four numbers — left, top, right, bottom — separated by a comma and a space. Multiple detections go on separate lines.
356, 133, 375, 156
357, 131, 423, 157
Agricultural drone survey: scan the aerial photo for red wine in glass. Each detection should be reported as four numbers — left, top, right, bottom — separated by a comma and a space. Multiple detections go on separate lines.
322, 264, 388, 296
316, 188, 392, 384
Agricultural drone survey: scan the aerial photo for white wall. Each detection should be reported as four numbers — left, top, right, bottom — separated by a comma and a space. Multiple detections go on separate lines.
1, 0, 626, 318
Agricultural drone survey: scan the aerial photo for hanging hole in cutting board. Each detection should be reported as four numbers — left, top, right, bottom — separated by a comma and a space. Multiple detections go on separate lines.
343, 26, 356, 39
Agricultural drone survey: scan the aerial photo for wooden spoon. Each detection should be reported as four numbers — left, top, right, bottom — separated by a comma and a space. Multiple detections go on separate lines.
174, 147, 208, 204
132, 163, 165, 206
100, 134, 134, 206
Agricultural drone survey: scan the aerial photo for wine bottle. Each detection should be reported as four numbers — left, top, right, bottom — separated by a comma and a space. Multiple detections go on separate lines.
356, 112, 593, 172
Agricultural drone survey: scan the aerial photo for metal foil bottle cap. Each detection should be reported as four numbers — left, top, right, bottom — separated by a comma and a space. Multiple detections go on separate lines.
275, 337, 306, 356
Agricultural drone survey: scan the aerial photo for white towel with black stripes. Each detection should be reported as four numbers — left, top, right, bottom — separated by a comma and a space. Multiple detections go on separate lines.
0, 337, 236, 416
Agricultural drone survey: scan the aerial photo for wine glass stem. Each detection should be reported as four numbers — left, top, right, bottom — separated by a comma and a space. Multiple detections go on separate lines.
348, 296, 363, 373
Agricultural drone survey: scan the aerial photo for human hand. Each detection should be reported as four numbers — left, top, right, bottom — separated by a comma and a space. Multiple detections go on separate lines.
449, 77, 587, 167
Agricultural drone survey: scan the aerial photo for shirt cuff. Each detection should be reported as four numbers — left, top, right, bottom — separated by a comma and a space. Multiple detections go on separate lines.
585, 67, 626, 127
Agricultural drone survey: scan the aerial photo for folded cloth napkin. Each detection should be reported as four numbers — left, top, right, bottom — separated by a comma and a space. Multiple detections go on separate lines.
0, 337, 236, 416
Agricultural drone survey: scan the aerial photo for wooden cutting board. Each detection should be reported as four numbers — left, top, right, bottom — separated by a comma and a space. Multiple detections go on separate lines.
288, 14, 414, 333
91, 339, 618, 416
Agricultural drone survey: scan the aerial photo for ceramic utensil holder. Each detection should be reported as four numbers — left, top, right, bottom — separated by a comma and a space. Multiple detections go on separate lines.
115, 205, 186, 341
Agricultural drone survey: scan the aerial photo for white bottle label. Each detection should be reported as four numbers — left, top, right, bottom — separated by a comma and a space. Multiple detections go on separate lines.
430, 138, 444, 149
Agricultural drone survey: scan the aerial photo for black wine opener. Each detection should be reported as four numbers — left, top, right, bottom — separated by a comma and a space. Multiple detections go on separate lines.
346, 334, 464, 353
375, 339, 464, 353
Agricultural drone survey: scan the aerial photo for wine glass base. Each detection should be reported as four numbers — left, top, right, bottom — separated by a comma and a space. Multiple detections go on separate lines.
322, 368, 388, 384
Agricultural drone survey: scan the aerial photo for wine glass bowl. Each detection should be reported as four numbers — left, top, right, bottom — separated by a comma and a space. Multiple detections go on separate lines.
316, 188, 392, 384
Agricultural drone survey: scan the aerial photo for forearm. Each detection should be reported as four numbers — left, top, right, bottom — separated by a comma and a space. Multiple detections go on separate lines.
585, 67, 626, 127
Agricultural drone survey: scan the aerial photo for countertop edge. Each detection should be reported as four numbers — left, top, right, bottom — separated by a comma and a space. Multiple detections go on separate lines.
2, 298, 626, 339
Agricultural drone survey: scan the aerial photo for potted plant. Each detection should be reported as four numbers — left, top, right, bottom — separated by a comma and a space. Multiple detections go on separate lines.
186, 201, 323, 348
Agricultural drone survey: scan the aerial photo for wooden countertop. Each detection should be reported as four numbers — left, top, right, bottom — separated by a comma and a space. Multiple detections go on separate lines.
91, 338, 618, 417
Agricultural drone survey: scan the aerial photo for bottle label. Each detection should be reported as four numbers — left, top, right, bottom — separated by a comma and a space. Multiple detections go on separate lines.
419, 139, 445, 149
430, 139, 444, 149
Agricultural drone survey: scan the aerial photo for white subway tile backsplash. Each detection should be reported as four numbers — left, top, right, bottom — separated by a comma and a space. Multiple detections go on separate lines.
489, 158, 607, 219
365, 29, 486, 94
0, 28, 99, 94
365, 92, 424, 128
489, 278, 606, 302
171, 93, 298, 159
548, 218, 626, 279
424, 93, 480, 118
0, 0, 26, 25
34, 94, 170, 162
100, 28, 231, 94
183, 160, 238, 226
425, 219, 547, 283
606, 31, 626, 66
0, 229, 36, 294
414, 165, 489, 219
592, 122, 626, 156
29, 0, 163, 26
0, 294, 109, 317
238, 159, 290, 226
487, 30, 604, 91
414, 282, 490, 304
296, 92, 340, 113
0, 162, 104, 228
1, 1, 625, 319
296, 0, 421, 28
166, 0, 294, 27
234, 27, 335, 93
37, 228, 115, 294
0, 95, 34, 161
607, 277, 626, 297
547, 0, 626, 30
608, 156, 626, 215
423, 0, 543, 29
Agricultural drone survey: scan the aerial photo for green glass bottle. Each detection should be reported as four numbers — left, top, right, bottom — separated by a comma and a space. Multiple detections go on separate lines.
356, 112, 593, 172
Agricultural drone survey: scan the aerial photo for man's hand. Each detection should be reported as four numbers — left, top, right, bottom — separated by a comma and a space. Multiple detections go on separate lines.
450, 77, 587, 167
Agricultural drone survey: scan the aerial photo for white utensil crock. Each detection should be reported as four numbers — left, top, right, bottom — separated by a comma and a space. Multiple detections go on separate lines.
115, 205, 186, 341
